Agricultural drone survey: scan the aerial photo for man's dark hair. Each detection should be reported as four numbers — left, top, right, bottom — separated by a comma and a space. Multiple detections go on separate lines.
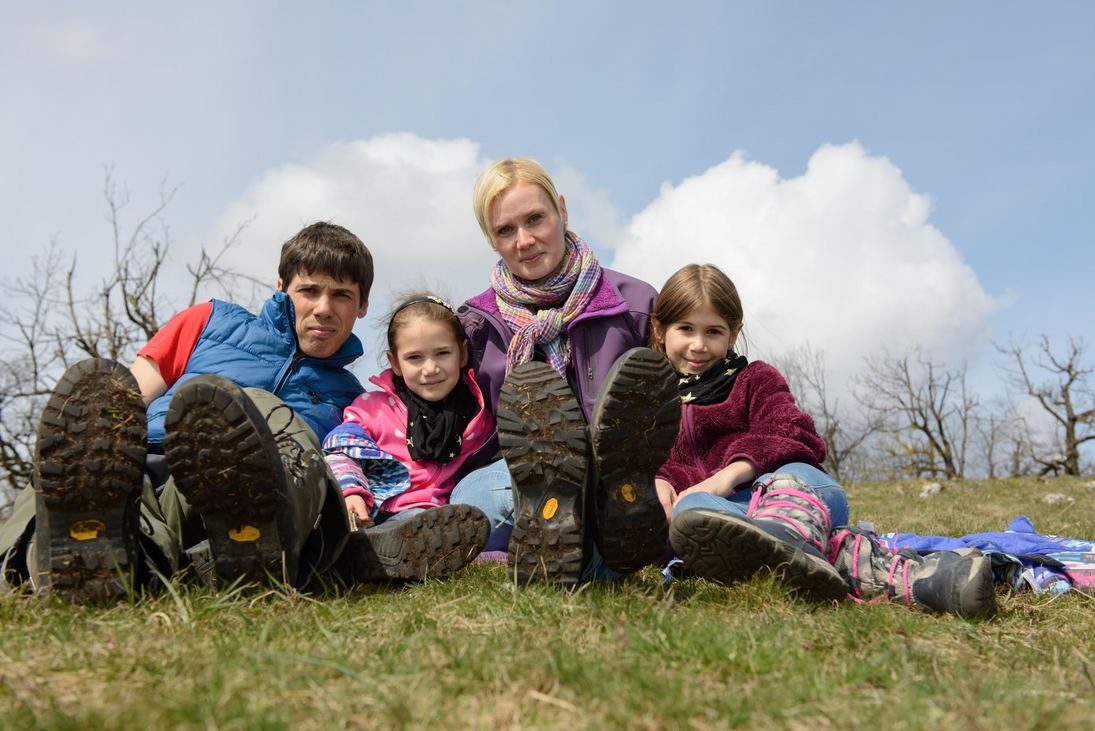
278, 222, 374, 304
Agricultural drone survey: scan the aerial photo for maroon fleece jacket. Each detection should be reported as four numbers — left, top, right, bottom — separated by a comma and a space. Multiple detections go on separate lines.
656, 360, 827, 492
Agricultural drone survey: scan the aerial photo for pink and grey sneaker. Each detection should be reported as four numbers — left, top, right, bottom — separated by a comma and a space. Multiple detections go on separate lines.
828, 527, 998, 618
670, 472, 846, 601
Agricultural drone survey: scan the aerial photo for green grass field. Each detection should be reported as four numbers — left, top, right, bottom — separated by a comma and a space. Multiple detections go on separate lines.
2, 476, 1094, 730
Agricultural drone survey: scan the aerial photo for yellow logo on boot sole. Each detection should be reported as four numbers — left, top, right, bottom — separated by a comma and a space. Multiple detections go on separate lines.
228, 525, 261, 542
542, 498, 559, 520
620, 484, 637, 502
69, 520, 106, 541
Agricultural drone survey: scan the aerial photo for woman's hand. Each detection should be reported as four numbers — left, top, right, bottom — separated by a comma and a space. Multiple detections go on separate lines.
655, 478, 677, 522
345, 494, 373, 530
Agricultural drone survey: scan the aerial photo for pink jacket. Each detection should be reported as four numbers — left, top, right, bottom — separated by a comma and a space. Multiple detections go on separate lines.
656, 361, 827, 492
339, 369, 494, 513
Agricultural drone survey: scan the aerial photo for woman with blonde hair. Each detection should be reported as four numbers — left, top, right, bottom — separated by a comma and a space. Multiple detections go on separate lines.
451, 158, 679, 585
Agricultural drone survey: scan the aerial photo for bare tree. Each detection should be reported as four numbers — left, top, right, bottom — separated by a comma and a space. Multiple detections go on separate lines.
997, 335, 1094, 476
0, 169, 259, 511
972, 398, 1039, 479
774, 344, 881, 483
856, 349, 978, 480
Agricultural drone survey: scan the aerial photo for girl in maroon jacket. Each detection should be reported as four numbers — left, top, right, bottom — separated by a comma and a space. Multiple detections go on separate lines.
659, 264, 997, 617
655, 264, 850, 600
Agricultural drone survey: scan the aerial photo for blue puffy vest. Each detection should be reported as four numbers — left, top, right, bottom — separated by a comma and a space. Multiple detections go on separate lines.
146, 292, 364, 446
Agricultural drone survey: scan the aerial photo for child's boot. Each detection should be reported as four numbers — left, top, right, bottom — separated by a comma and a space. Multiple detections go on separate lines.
336, 504, 490, 582
589, 348, 680, 573
828, 527, 998, 618
670, 472, 847, 601
164, 375, 305, 587
497, 361, 587, 585
33, 358, 147, 602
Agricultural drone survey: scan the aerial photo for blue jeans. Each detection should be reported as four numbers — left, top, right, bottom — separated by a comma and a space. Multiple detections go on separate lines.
448, 459, 619, 582
671, 462, 849, 528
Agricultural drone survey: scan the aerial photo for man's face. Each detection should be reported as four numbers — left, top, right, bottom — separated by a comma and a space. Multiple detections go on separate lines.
278, 271, 368, 358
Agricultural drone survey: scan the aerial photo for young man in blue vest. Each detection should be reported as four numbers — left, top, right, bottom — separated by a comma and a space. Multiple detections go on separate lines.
0, 222, 485, 600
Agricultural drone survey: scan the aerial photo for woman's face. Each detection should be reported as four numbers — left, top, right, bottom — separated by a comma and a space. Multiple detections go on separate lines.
488, 183, 568, 281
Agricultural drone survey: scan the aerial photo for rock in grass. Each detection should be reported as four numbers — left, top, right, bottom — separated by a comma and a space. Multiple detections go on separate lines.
919, 482, 943, 498
1043, 493, 1075, 505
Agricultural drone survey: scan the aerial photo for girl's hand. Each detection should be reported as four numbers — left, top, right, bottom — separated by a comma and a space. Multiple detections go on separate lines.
655, 478, 677, 522
676, 460, 758, 503
345, 494, 373, 529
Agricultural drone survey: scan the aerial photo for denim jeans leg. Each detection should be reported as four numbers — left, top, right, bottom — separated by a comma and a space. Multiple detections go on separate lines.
671, 489, 752, 521
449, 459, 514, 552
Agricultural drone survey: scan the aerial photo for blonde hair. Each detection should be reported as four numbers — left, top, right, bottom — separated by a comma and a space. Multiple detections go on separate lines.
651, 264, 745, 353
472, 157, 564, 243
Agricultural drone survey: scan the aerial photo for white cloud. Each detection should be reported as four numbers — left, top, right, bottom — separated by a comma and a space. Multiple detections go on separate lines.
610, 142, 1003, 385
194, 136, 1001, 382
195, 134, 501, 369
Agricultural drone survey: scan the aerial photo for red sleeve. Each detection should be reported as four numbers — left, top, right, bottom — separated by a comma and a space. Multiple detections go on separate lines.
137, 302, 214, 388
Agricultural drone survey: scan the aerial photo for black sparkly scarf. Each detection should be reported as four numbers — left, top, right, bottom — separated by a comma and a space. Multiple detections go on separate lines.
393, 375, 479, 463
676, 353, 749, 406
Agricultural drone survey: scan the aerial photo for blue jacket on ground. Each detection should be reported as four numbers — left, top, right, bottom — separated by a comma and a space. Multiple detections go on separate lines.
145, 292, 365, 446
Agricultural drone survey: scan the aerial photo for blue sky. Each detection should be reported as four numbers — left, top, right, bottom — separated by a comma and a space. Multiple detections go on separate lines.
2, 2, 1093, 391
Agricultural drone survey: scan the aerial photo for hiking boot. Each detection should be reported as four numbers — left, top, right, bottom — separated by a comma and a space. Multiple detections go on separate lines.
590, 348, 679, 573
336, 504, 489, 582
828, 527, 998, 618
670, 473, 846, 601
33, 358, 147, 602
497, 362, 587, 585
164, 375, 302, 587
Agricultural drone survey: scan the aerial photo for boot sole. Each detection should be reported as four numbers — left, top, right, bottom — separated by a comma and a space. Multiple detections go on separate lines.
34, 359, 147, 602
164, 376, 295, 586
497, 362, 586, 585
338, 504, 489, 582
590, 348, 679, 572
671, 509, 847, 601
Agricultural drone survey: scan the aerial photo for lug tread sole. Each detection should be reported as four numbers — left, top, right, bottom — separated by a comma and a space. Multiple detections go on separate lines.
497, 363, 586, 585
34, 359, 147, 602
340, 505, 490, 582
163, 377, 290, 585
671, 509, 847, 602
591, 349, 679, 572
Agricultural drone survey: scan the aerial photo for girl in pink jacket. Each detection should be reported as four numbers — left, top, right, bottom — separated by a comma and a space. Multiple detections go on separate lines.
322, 294, 496, 582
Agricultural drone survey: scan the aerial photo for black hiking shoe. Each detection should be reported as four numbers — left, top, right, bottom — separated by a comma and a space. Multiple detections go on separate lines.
670, 474, 847, 602
33, 358, 147, 602
164, 375, 301, 587
828, 527, 998, 618
589, 348, 679, 573
497, 362, 587, 585
335, 504, 489, 582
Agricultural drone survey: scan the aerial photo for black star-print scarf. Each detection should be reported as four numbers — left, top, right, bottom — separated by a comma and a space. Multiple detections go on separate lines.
393, 375, 479, 463
676, 353, 750, 406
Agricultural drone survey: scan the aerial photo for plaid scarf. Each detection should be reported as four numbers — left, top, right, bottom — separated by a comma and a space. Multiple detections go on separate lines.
491, 232, 603, 377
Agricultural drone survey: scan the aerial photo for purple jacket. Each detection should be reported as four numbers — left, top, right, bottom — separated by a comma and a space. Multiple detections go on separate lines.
457, 267, 657, 466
